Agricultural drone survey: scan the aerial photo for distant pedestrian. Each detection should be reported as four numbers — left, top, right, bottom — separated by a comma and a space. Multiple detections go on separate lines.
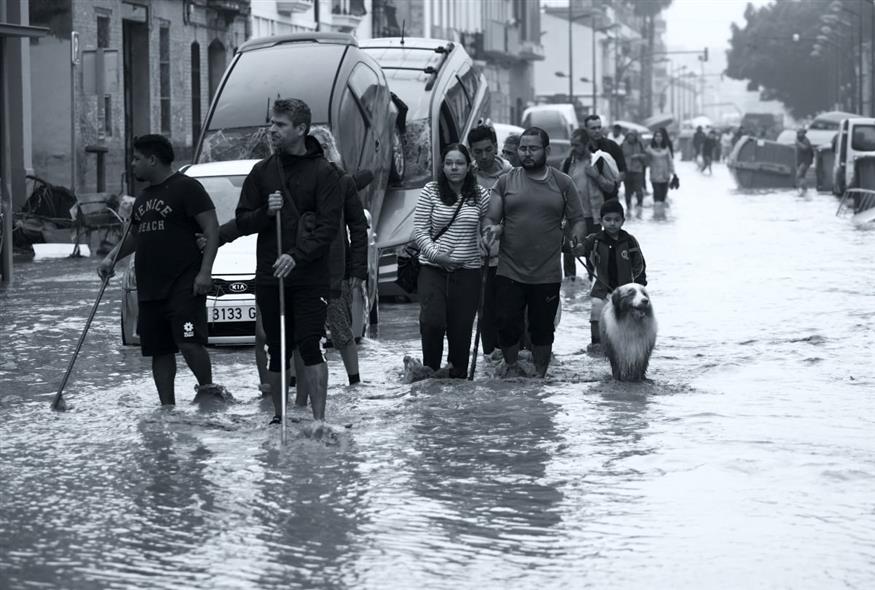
483, 127, 587, 378
609, 123, 625, 146
692, 126, 706, 160
235, 98, 344, 425
413, 143, 490, 378
578, 199, 647, 354
501, 133, 522, 167
621, 130, 647, 210
646, 127, 675, 217
97, 134, 231, 406
467, 124, 512, 359
795, 128, 814, 191
583, 115, 626, 200
701, 130, 718, 174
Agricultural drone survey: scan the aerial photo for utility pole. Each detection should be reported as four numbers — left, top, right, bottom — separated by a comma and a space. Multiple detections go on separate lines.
568, 1, 573, 104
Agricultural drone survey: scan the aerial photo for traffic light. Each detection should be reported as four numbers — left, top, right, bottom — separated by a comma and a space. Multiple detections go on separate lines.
703, 47, 709, 61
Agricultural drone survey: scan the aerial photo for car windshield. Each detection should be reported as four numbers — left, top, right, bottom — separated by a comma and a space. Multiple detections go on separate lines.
196, 175, 246, 223
810, 118, 840, 131
362, 46, 444, 186
851, 125, 875, 151
199, 43, 346, 163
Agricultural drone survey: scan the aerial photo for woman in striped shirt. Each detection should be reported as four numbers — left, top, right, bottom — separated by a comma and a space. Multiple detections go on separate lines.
414, 143, 491, 378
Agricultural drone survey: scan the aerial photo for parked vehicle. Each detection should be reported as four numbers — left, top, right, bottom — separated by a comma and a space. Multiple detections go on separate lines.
191, 32, 402, 323
359, 37, 489, 297
493, 122, 525, 148
831, 117, 875, 196
520, 103, 577, 168
725, 136, 800, 190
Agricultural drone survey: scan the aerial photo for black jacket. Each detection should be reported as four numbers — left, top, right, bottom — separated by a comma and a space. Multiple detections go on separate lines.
328, 171, 369, 295
235, 136, 343, 287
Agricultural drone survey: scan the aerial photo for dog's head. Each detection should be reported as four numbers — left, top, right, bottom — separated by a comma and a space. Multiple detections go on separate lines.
610, 283, 653, 320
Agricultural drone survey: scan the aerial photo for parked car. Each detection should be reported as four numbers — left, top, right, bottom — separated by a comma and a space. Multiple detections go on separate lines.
493, 122, 525, 149
359, 37, 489, 298
832, 117, 875, 196
520, 103, 578, 168
121, 160, 378, 346
193, 32, 403, 317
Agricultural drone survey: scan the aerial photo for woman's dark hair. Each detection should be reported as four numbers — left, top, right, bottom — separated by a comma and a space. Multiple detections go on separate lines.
651, 127, 674, 157
437, 143, 479, 206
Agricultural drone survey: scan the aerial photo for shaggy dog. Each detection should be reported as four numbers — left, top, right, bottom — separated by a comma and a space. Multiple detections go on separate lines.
599, 283, 657, 381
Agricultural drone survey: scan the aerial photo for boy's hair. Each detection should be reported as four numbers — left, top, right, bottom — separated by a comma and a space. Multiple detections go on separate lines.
521, 126, 550, 148
273, 98, 311, 134
467, 124, 497, 145
600, 199, 625, 219
133, 134, 174, 165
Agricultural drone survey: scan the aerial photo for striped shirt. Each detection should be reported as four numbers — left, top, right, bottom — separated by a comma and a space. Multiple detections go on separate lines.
414, 181, 490, 270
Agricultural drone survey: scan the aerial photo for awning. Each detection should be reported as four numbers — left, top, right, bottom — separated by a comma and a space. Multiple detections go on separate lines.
0, 22, 49, 38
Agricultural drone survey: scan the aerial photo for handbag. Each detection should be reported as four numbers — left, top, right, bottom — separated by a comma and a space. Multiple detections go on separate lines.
274, 155, 317, 251
669, 174, 680, 190
395, 196, 466, 294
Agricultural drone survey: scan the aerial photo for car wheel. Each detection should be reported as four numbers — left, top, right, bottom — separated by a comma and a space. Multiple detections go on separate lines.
389, 126, 405, 183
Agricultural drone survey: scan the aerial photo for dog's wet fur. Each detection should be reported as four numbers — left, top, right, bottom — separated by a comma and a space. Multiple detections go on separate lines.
600, 283, 657, 382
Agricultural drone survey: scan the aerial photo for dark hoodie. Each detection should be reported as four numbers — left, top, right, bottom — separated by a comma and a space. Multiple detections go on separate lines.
580, 228, 647, 299
235, 135, 343, 287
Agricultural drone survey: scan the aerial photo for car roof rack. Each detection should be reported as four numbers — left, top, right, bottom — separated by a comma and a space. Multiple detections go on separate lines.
238, 32, 357, 53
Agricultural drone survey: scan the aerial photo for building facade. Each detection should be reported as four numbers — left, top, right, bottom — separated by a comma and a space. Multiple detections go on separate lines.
29, 0, 249, 196
372, 0, 543, 126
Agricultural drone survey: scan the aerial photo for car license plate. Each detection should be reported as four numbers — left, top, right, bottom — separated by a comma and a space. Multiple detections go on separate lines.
209, 304, 256, 323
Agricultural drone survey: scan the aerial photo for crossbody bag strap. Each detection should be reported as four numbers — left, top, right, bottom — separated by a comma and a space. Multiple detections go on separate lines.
274, 154, 300, 219
431, 193, 466, 241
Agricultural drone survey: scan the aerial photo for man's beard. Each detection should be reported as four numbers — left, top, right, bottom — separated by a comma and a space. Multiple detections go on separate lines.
521, 153, 547, 170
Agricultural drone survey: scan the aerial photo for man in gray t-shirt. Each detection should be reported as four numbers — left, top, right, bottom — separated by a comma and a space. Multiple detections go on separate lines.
483, 127, 586, 377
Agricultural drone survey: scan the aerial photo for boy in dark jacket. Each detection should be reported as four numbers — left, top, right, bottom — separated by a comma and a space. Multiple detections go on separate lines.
578, 199, 647, 353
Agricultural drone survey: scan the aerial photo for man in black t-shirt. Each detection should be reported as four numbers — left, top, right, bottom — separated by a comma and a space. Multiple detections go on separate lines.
98, 134, 230, 407
583, 115, 626, 200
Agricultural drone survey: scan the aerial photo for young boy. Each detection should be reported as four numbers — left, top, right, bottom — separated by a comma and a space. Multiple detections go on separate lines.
578, 199, 647, 353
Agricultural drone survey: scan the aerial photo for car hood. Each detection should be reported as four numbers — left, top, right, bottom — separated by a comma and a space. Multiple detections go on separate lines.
213, 234, 257, 277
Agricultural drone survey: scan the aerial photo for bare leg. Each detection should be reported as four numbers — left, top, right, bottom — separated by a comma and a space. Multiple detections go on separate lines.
293, 350, 307, 407
152, 354, 177, 406
337, 342, 360, 384
178, 343, 212, 386
299, 362, 328, 421
531, 344, 552, 378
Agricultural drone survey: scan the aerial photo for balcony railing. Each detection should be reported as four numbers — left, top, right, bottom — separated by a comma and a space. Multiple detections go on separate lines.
332, 0, 366, 30
277, 0, 312, 14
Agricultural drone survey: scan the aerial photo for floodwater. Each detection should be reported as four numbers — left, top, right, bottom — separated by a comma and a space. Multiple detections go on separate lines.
1, 162, 874, 589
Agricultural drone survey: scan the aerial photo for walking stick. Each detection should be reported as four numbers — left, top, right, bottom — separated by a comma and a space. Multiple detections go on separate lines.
276, 210, 288, 441
51, 220, 134, 411
468, 255, 490, 381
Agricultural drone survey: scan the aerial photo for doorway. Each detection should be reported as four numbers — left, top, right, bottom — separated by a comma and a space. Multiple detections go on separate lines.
123, 18, 150, 194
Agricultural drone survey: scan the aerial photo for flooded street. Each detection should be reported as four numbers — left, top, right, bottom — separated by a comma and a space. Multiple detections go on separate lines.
2, 161, 874, 589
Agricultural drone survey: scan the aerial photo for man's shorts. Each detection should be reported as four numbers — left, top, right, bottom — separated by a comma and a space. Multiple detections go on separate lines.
138, 287, 208, 357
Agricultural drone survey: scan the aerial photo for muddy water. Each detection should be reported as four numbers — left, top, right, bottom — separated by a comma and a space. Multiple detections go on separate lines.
1, 162, 874, 589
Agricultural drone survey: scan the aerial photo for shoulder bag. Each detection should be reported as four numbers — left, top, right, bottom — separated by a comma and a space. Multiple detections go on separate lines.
395, 195, 466, 294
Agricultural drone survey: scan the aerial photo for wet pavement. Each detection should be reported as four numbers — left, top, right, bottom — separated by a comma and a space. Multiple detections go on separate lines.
1, 161, 874, 589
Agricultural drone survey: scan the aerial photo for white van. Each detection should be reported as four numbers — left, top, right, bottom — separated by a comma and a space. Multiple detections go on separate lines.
832, 117, 875, 196
520, 104, 579, 167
